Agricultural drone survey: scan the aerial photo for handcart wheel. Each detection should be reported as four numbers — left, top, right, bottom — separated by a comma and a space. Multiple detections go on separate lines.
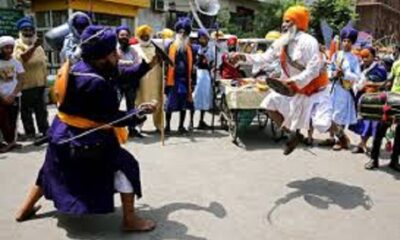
229, 110, 238, 142
257, 111, 268, 129
270, 118, 284, 141
219, 93, 229, 131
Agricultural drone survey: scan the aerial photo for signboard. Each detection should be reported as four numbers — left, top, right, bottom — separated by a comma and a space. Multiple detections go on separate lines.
0, 8, 24, 37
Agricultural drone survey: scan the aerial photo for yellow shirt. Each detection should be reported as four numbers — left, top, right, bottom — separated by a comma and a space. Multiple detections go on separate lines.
390, 59, 400, 93
14, 39, 48, 90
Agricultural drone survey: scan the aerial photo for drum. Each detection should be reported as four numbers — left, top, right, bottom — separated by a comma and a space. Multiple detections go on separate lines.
358, 92, 400, 121
265, 78, 295, 96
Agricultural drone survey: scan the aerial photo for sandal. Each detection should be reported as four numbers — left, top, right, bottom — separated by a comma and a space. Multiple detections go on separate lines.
318, 138, 335, 147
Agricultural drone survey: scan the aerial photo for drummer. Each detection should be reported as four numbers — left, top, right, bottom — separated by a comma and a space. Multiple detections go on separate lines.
231, 5, 335, 155
350, 47, 387, 154
365, 50, 400, 171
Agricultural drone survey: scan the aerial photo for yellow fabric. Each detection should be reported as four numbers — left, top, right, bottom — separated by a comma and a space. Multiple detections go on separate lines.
136, 25, 153, 38
134, 44, 163, 130
161, 28, 174, 39
265, 31, 281, 41
13, 39, 48, 90
58, 112, 128, 144
283, 5, 310, 31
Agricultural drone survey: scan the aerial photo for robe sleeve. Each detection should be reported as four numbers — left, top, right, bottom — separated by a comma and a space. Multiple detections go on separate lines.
343, 56, 361, 84
290, 38, 323, 88
118, 61, 150, 90
245, 46, 276, 65
85, 78, 145, 127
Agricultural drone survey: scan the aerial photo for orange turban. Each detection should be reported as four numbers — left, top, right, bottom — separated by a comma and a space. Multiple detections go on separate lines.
283, 5, 310, 31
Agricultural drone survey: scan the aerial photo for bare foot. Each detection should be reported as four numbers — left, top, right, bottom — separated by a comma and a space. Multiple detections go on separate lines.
122, 217, 156, 232
15, 205, 42, 222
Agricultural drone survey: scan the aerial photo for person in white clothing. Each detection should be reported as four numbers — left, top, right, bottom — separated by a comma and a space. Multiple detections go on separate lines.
231, 5, 344, 155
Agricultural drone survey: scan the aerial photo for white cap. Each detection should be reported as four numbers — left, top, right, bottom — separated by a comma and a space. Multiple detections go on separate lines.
0, 36, 15, 49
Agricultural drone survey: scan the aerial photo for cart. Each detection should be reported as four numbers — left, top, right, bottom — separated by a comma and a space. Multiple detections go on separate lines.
218, 78, 281, 142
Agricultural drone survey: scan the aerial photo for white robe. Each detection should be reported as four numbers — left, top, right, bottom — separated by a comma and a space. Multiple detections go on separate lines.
246, 31, 332, 132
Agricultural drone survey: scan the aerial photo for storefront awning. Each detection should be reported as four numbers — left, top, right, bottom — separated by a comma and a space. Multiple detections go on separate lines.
32, 0, 150, 17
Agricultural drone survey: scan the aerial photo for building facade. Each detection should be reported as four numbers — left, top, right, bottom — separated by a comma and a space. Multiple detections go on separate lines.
356, 0, 400, 40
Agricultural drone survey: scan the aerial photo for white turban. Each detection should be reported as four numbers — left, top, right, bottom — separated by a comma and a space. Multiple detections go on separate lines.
0, 36, 15, 49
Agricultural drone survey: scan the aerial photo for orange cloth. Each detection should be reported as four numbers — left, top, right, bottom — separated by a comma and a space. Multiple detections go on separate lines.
283, 5, 310, 31
166, 42, 193, 101
360, 48, 372, 58
280, 49, 329, 96
54, 60, 128, 144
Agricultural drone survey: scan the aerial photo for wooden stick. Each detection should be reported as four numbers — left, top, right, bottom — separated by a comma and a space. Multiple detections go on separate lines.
161, 39, 166, 146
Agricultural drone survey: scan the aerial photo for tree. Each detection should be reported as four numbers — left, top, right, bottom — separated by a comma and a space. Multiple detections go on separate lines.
310, 0, 358, 43
252, 0, 301, 38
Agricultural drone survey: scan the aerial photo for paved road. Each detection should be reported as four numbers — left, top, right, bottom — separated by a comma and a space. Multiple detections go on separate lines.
1, 111, 400, 240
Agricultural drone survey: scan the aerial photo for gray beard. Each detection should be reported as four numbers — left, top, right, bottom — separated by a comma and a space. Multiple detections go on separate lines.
175, 36, 188, 53
273, 25, 297, 50
19, 32, 37, 46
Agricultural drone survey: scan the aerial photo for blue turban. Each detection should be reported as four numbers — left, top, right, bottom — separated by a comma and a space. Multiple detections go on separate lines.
340, 27, 358, 44
198, 28, 209, 38
368, 65, 387, 82
175, 17, 192, 34
116, 25, 130, 35
16, 16, 35, 30
80, 25, 117, 60
72, 15, 90, 30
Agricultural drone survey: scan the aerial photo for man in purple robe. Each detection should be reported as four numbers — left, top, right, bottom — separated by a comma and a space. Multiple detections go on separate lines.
15, 25, 157, 232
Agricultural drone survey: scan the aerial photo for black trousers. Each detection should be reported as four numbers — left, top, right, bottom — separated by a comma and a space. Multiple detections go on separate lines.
121, 85, 137, 132
20, 86, 49, 136
0, 98, 19, 143
370, 122, 400, 164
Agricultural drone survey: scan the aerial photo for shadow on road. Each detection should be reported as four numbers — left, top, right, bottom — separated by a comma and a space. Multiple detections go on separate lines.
50, 201, 226, 240
267, 177, 373, 224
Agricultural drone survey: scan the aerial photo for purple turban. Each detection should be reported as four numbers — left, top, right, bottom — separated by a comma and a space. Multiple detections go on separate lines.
198, 28, 209, 38
175, 17, 192, 34
72, 15, 90, 30
340, 27, 358, 44
80, 25, 117, 60
116, 25, 130, 35
16, 16, 35, 30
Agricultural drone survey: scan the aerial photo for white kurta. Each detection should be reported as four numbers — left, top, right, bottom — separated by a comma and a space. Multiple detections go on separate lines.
246, 31, 332, 132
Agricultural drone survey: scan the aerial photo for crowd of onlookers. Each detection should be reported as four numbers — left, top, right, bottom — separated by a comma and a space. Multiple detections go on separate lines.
0, 16, 49, 153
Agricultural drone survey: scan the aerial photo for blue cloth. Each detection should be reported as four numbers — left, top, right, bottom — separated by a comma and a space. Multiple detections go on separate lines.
175, 17, 192, 34
16, 16, 34, 30
36, 60, 144, 215
80, 25, 117, 60
340, 27, 358, 44
116, 25, 130, 35
198, 28, 208, 38
330, 51, 361, 126
165, 45, 194, 112
193, 44, 214, 110
350, 62, 388, 137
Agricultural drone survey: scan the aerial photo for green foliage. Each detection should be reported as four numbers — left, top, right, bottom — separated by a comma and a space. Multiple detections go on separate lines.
216, 0, 357, 40
310, 0, 358, 42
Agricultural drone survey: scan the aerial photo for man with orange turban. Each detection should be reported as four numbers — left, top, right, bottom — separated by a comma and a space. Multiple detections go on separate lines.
231, 6, 338, 155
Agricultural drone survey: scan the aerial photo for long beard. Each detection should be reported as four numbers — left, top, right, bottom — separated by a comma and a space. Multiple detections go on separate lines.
273, 25, 297, 50
139, 39, 152, 47
175, 35, 188, 53
19, 32, 37, 46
